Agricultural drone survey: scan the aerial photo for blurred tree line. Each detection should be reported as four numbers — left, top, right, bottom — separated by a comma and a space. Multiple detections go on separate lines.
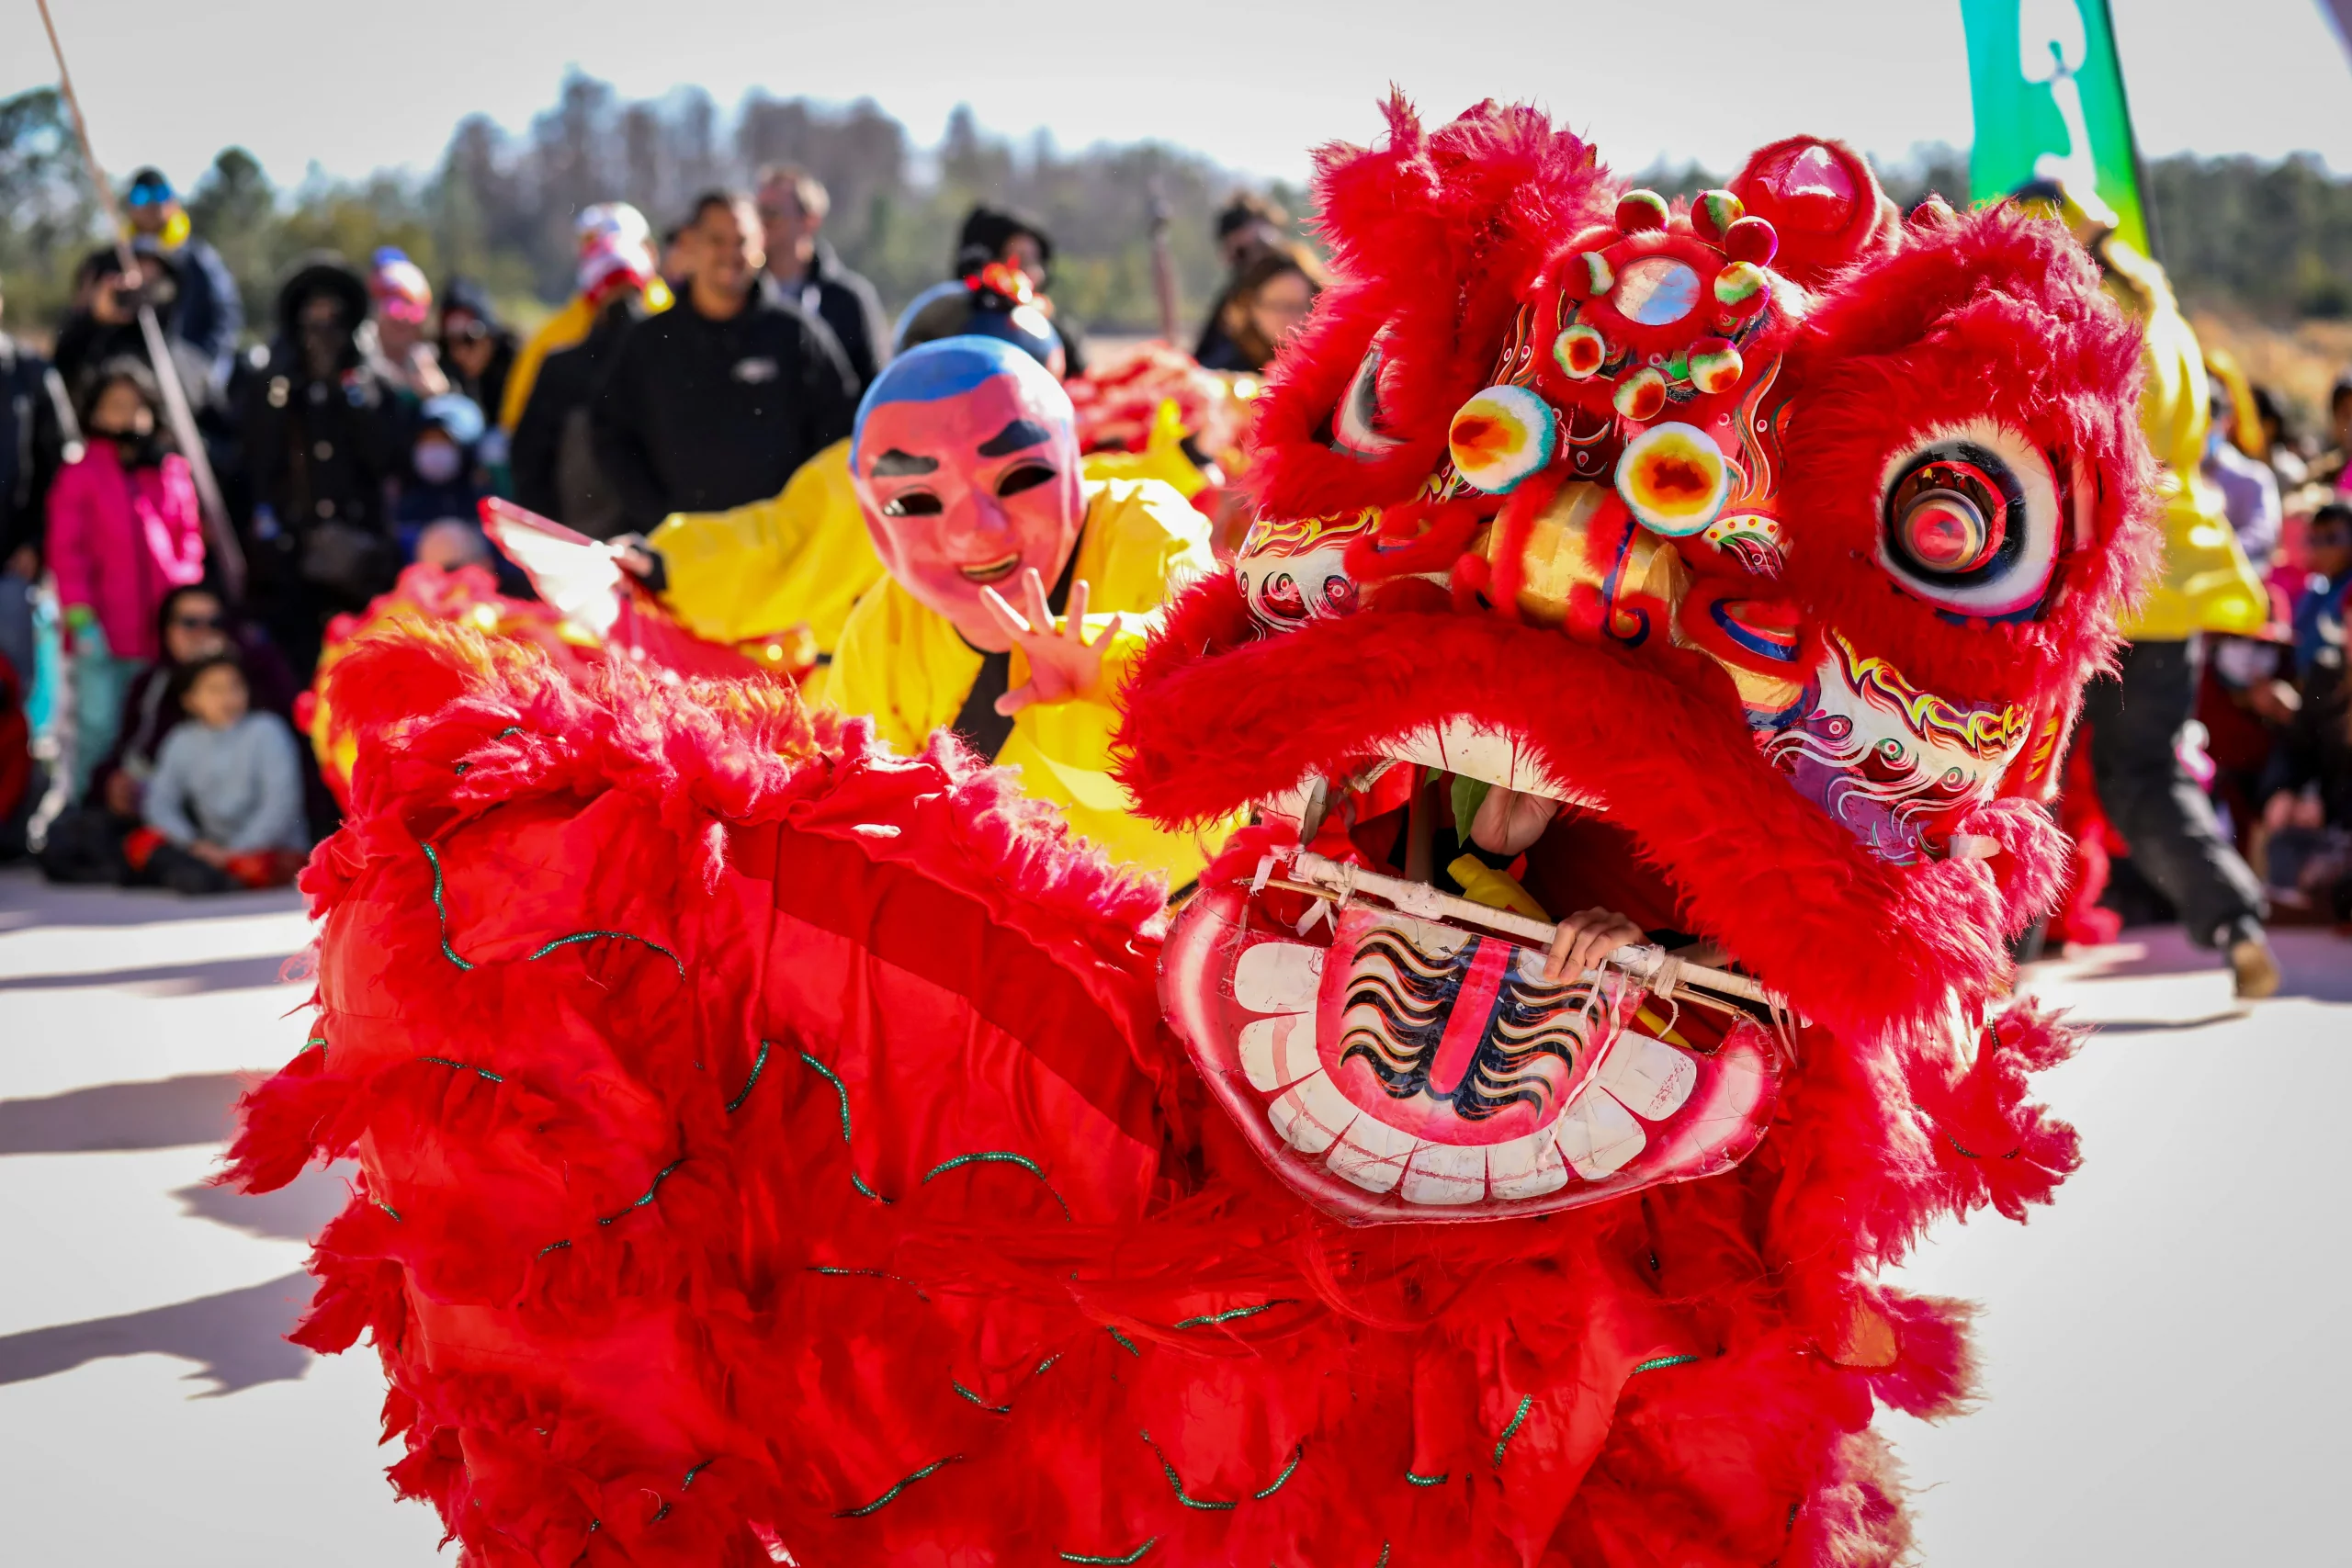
0, 73, 1303, 346
10, 73, 2352, 348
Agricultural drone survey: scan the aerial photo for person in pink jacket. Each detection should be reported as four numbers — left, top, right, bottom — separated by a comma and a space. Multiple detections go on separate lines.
47, 358, 206, 791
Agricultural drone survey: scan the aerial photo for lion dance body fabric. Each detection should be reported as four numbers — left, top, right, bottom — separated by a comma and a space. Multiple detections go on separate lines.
230, 100, 2157, 1567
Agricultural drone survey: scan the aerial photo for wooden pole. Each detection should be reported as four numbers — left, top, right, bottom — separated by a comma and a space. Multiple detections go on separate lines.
35, 0, 244, 600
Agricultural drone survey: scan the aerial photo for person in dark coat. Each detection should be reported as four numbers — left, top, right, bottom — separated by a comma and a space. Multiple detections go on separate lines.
242, 258, 404, 675
511, 228, 660, 536
955, 205, 1087, 377
590, 191, 857, 534
757, 165, 890, 399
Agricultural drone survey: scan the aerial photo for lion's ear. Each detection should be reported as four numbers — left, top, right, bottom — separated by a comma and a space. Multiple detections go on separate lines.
1730, 137, 1899, 287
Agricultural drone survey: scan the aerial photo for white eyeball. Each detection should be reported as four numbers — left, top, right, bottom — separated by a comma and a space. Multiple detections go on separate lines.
1876, 421, 2060, 620
1331, 338, 1403, 457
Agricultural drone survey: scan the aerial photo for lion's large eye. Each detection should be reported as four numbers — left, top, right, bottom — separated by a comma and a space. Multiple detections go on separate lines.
1876, 423, 2059, 619
1331, 343, 1402, 457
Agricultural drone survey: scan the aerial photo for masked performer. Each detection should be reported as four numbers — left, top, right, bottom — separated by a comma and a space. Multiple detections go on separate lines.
828, 335, 1224, 888
232, 101, 2156, 1568
628, 265, 1069, 673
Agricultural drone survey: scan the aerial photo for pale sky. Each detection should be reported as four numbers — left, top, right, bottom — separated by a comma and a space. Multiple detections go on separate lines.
4, 0, 2349, 195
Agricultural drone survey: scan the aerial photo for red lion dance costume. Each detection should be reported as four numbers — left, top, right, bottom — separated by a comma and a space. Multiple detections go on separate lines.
231, 101, 2156, 1567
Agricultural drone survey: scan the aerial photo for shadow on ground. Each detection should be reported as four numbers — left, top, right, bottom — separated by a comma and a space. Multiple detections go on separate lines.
0, 1272, 316, 1394
0, 952, 301, 995
174, 1163, 351, 1244
0, 867, 305, 931
0, 1073, 248, 1155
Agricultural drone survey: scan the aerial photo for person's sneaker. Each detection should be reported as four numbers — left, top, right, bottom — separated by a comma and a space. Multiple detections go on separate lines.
2228, 931, 2281, 999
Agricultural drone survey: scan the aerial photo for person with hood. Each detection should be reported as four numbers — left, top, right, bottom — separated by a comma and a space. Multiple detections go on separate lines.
46, 357, 206, 792
956, 205, 1086, 376
437, 277, 517, 425
509, 227, 659, 536
500, 203, 673, 432
394, 393, 491, 556
368, 249, 449, 403
590, 190, 858, 533
757, 164, 889, 399
243, 258, 403, 675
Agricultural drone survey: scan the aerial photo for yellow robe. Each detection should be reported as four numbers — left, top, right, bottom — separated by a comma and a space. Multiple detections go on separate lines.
647, 439, 880, 663
499, 278, 674, 433
2103, 239, 2268, 641
827, 476, 1230, 889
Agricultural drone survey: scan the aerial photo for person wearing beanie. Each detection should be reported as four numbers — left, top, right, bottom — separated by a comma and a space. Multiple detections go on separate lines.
499, 202, 674, 432
508, 226, 664, 536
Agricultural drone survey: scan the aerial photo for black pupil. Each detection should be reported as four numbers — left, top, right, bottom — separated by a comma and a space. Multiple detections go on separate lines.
1884, 443, 2023, 587
886, 491, 943, 516
997, 464, 1055, 497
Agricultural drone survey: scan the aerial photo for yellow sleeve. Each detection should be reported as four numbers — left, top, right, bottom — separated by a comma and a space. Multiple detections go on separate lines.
644, 441, 884, 654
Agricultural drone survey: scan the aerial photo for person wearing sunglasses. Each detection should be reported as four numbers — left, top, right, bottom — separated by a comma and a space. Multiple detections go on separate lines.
120, 166, 242, 396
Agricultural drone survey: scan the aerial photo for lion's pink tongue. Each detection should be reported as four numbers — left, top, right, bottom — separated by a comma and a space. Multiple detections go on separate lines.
1421, 937, 1514, 1098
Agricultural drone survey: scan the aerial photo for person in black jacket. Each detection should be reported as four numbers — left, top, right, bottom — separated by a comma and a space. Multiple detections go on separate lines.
757, 165, 890, 400
591, 190, 857, 533
511, 229, 661, 536
242, 259, 403, 675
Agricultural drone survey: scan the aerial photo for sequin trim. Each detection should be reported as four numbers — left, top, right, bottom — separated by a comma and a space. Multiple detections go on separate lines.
833, 1455, 960, 1518
921, 1150, 1070, 1220
1059, 1540, 1156, 1565
420, 842, 473, 971
1492, 1394, 1533, 1468
1631, 1353, 1700, 1375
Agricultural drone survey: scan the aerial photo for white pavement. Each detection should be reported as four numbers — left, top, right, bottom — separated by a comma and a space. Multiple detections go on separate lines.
0, 863, 2344, 1565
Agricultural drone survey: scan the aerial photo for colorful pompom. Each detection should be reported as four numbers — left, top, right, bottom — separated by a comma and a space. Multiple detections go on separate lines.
1553, 322, 1608, 379
1691, 189, 1744, 243
1611, 366, 1668, 423
1565, 250, 1614, 300
1616, 189, 1670, 233
1616, 420, 1729, 536
1714, 261, 1769, 317
1448, 384, 1558, 494
1724, 216, 1780, 265
1687, 336, 1745, 394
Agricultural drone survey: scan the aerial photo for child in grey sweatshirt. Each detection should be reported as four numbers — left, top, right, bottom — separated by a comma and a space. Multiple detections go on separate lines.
136, 653, 308, 891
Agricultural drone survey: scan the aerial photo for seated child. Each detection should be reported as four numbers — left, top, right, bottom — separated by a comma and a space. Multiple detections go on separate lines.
128, 653, 309, 893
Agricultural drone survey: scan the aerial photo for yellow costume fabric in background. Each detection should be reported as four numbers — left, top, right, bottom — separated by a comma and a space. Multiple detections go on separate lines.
499, 278, 674, 432
2101, 236, 2267, 640
827, 476, 1231, 888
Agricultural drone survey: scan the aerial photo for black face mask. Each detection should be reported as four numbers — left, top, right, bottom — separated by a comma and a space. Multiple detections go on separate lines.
87, 424, 164, 468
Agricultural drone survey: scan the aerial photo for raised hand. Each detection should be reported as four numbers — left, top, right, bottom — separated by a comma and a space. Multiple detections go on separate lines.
981, 569, 1123, 717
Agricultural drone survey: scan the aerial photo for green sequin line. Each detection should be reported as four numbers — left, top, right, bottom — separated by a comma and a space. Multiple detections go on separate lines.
951, 1381, 1012, 1414
301, 1036, 327, 1052
1171, 1301, 1286, 1330
796, 1049, 889, 1201
1250, 1442, 1306, 1501
681, 1459, 711, 1489
420, 1055, 505, 1084
377, 1201, 402, 1223
495, 725, 525, 739
526, 930, 684, 976
1374, 1547, 1391, 1568
832, 1454, 960, 1518
1405, 1469, 1449, 1487
1107, 1327, 1141, 1357
809, 1265, 929, 1302
1140, 1430, 1237, 1512
726, 1041, 772, 1114
921, 1150, 1071, 1220
537, 1239, 571, 1259
1630, 1353, 1700, 1375
598, 1157, 684, 1225
1059, 1541, 1157, 1565
1492, 1394, 1533, 1468
1035, 1353, 1061, 1375
420, 843, 473, 971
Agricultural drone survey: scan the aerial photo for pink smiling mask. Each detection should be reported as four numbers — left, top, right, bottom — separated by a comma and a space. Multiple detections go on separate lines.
851, 339, 1086, 651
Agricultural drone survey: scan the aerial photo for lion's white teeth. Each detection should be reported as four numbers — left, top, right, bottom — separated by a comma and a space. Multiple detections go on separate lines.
1484, 1127, 1571, 1199
1268, 1069, 1357, 1156
1595, 1032, 1699, 1121
1233, 941, 1324, 1014
1325, 1112, 1419, 1194
1383, 718, 1567, 800
1399, 1141, 1487, 1204
1238, 1011, 1317, 1093
1553, 1088, 1646, 1178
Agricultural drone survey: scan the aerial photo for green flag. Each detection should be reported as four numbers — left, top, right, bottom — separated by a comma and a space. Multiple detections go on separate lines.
1960, 0, 2152, 255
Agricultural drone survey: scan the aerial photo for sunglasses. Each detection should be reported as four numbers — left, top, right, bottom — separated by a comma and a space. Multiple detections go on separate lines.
125, 186, 172, 208
170, 614, 224, 631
